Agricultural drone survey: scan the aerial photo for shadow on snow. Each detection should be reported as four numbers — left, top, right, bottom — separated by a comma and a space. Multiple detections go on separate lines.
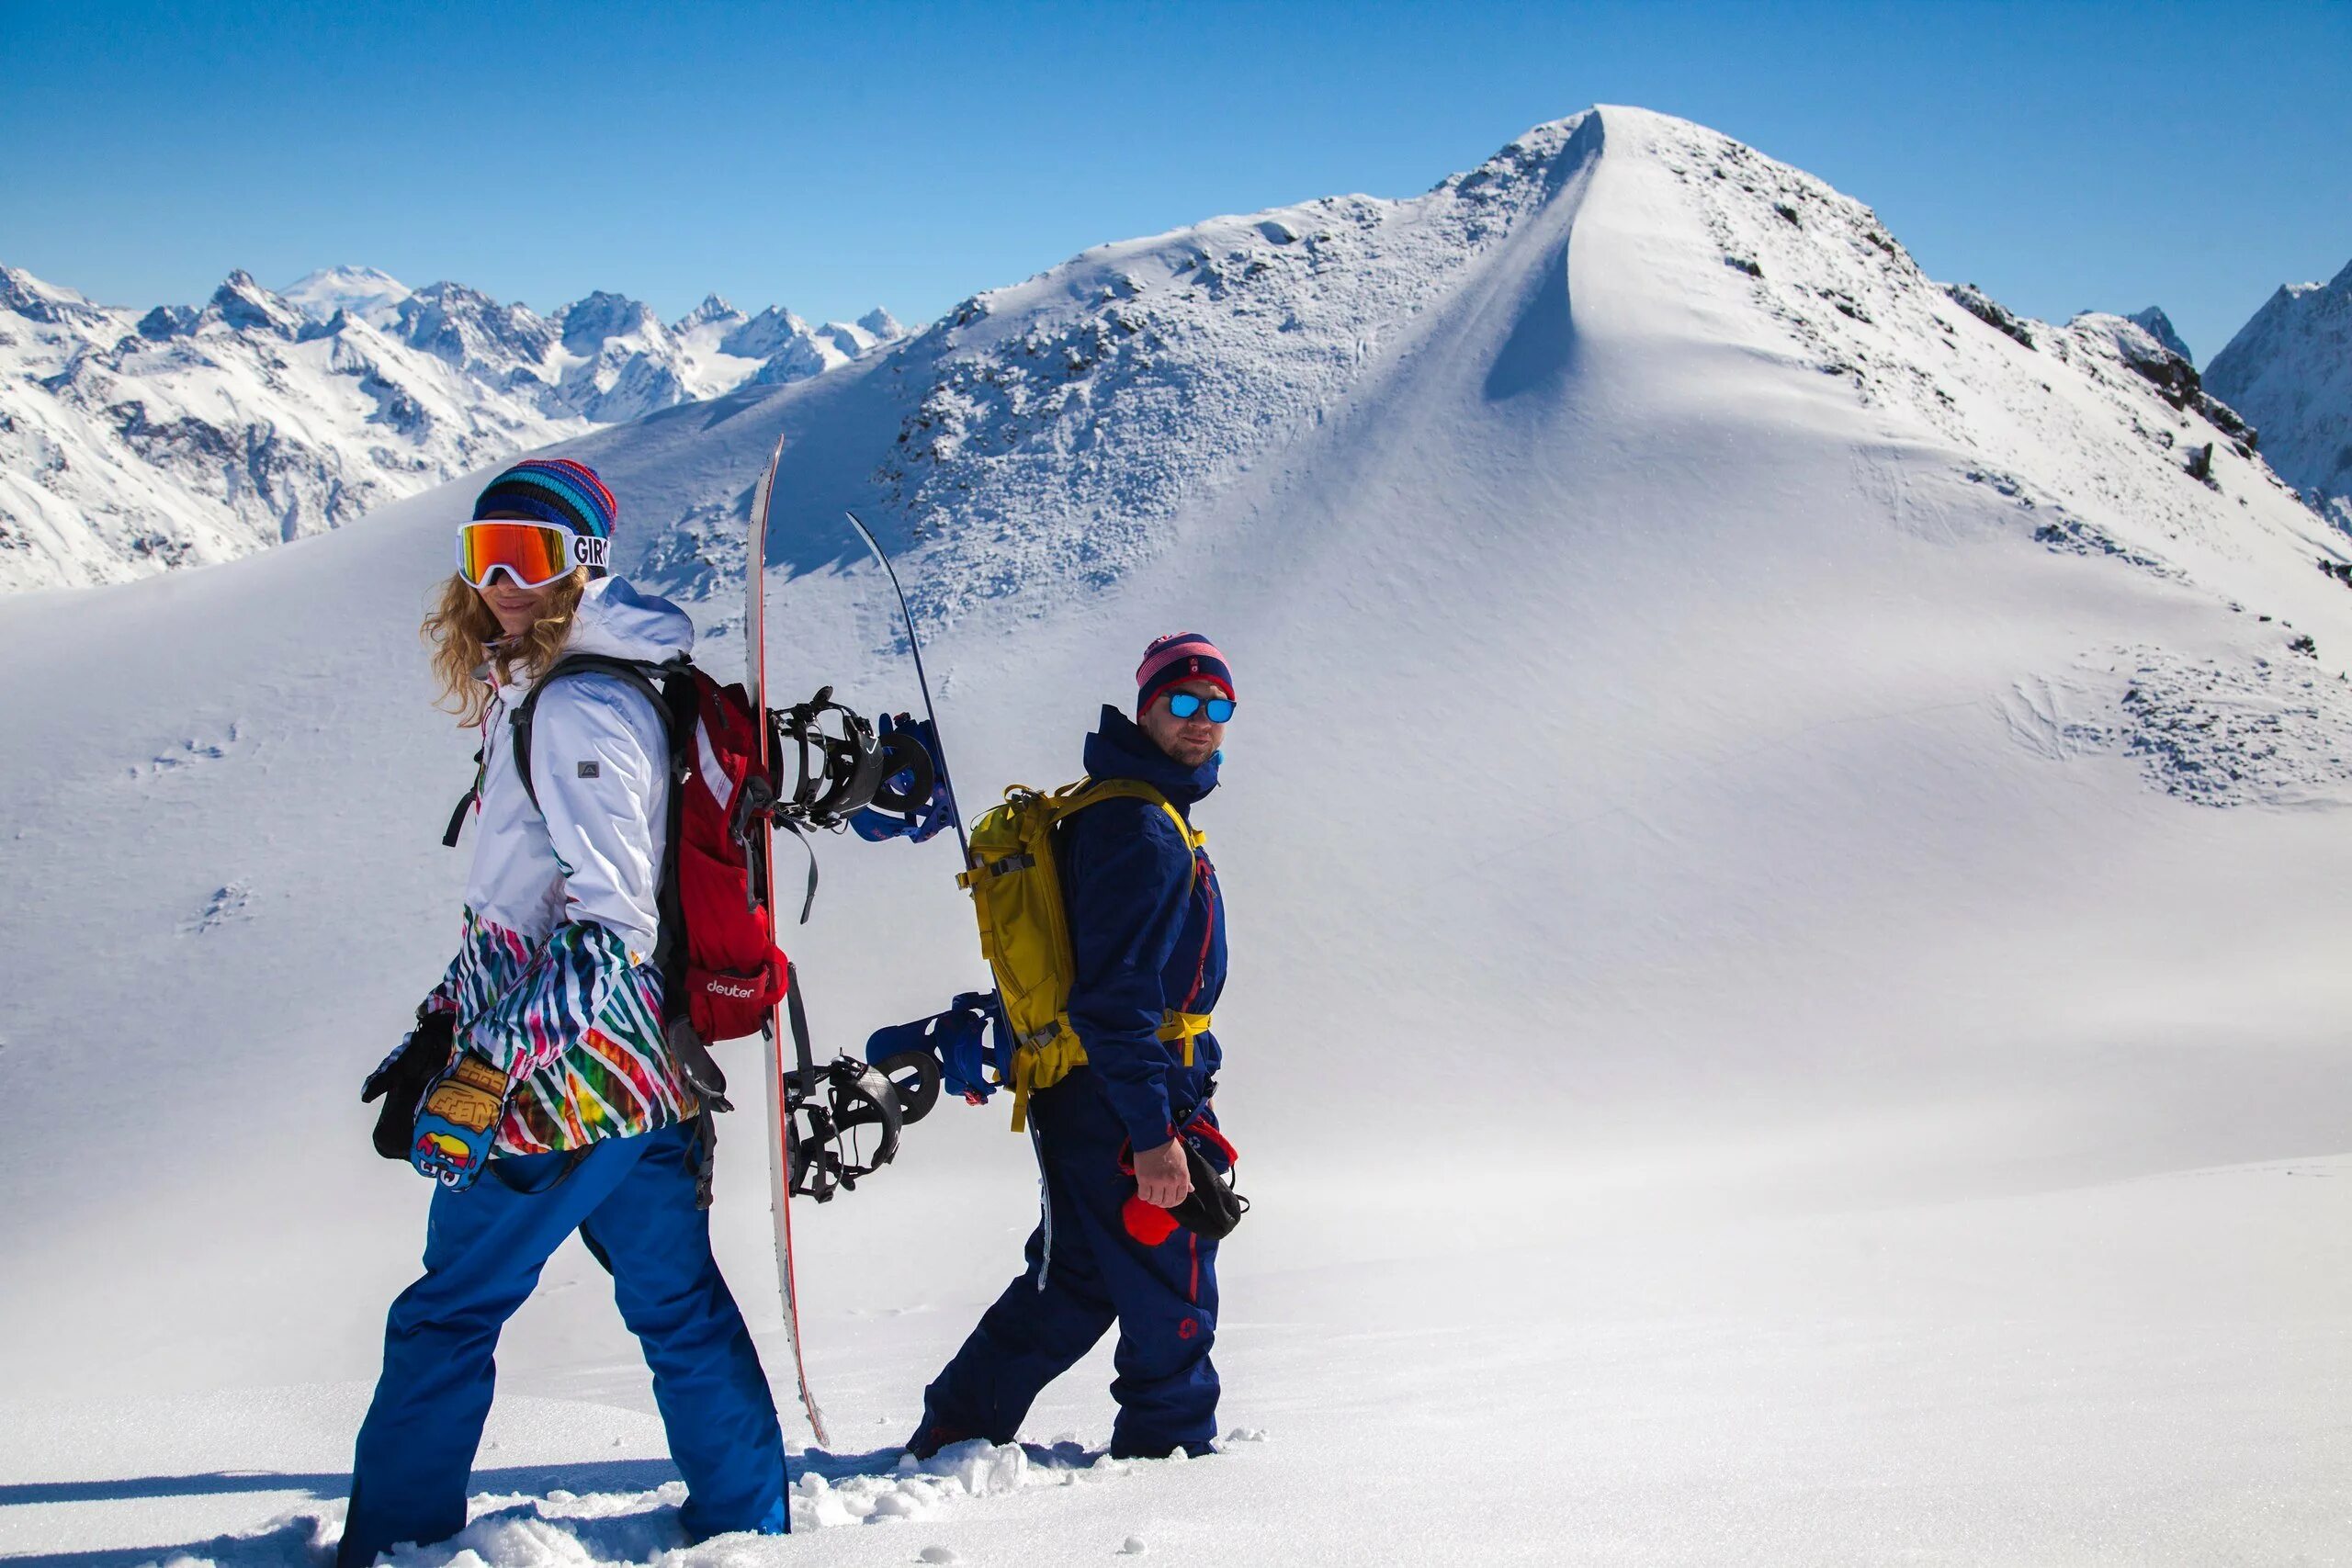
0, 1444, 1099, 1568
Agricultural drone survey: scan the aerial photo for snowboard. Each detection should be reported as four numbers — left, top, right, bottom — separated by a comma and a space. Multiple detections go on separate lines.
746, 432, 831, 1448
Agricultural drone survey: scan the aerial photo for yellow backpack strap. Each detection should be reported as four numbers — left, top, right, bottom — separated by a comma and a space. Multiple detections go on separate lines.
1059, 780, 1209, 1077
1008, 1022, 1088, 1134
1061, 777, 1204, 858
1156, 1010, 1213, 1067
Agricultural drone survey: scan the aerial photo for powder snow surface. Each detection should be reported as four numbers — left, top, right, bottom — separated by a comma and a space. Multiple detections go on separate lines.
3, 106, 2350, 1567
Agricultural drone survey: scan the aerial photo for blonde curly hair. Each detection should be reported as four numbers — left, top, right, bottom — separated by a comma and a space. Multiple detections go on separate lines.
422, 568, 587, 727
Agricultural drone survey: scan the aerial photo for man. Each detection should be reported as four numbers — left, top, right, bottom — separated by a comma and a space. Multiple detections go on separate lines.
910, 632, 1238, 1461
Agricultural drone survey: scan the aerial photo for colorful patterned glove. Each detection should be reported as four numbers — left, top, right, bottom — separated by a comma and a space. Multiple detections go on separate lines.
408, 1049, 510, 1189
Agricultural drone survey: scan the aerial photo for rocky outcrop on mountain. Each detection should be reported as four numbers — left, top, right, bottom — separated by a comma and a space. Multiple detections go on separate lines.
2072, 312, 2254, 448
1943, 283, 2037, 349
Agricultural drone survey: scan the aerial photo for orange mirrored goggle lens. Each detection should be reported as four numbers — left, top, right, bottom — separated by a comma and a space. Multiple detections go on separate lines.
456, 521, 574, 588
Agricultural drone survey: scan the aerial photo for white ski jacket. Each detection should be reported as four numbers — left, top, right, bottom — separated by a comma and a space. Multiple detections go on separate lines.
421, 576, 697, 1153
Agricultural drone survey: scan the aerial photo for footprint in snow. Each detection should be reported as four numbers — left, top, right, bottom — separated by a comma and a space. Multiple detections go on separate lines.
149, 723, 243, 774
181, 881, 254, 935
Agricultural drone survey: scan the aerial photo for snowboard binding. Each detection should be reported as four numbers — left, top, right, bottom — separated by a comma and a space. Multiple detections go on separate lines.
764, 686, 936, 833
732, 686, 941, 927
784, 1055, 910, 1202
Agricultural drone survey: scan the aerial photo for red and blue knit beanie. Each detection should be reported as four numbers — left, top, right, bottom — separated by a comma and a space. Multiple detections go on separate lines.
473, 458, 619, 577
1136, 632, 1235, 716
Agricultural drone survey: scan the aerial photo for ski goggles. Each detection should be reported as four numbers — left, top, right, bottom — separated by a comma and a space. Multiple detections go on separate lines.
1163, 692, 1235, 723
454, 520, 609, 589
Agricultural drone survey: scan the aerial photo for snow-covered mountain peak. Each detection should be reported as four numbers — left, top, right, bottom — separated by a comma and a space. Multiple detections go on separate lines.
2206, 254, 2352, 526
204, 270, 308, 337
1432, 106, 1599, 194
282, 265, 412, 327
391, 280, 560, 377
850, 108, 1609, 611
0, 263, 109, 327
2128, 305, 2193, 364
717, 304, 814, 360
555, 289, 668, 355
677, 294, 742, 332
815, 320, 879, 357
688, 100, 2301, 641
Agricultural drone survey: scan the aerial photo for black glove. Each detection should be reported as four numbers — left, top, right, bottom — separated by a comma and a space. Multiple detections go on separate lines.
362, 1012, 456, 1161
1169, 1137, 1250, 1240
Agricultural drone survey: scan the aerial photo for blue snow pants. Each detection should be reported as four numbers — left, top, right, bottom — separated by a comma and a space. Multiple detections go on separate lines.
914, 1077, 1220, 1458
340, 1122, 786, 1566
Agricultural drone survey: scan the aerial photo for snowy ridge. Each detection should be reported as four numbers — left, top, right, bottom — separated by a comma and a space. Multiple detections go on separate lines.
859, 115, 1603, 619
0, 265, 904, 591
2206, 255, 2352, 528
6, 106, 2352, 1565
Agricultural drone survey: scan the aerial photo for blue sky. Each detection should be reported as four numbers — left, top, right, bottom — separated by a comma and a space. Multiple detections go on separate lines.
4, 0, 2346, 362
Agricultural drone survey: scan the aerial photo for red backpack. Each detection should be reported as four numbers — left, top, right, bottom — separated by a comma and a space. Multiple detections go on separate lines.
441, 653, 934, 1210
500, 654, 791, 1048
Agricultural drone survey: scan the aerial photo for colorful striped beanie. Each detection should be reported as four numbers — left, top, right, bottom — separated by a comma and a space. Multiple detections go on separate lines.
473, 458, 619, 577
1136, 632, 1235, 716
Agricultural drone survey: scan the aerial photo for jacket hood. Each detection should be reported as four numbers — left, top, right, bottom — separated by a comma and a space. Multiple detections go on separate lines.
564, 575, 694, 665
1084, 705, 1219, 810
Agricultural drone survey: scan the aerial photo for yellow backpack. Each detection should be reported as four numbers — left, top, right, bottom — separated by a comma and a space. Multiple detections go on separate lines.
957, 777, 1213, 1130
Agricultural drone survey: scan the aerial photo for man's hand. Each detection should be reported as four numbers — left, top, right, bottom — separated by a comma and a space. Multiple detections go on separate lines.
1134, 1137, 1193, 1209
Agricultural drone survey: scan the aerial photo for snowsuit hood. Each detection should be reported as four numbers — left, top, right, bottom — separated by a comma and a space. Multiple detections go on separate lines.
556, 574, 694, 668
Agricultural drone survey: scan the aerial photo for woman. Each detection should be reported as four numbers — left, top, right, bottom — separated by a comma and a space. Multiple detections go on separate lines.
340, 458, 786, 1565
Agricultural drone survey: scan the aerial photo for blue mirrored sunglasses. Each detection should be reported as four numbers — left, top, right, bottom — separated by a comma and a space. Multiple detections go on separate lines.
1164, 692, 1235, 722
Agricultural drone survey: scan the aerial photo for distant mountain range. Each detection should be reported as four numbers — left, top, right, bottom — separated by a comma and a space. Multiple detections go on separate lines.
0, 265, 902, 589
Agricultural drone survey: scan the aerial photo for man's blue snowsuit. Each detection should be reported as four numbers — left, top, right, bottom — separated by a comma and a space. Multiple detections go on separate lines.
340, 1124, 787, 1564
914, 705, 1229, 1459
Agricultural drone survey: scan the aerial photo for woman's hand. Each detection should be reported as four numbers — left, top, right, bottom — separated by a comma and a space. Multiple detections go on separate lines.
1134, 1137, 1193, 1208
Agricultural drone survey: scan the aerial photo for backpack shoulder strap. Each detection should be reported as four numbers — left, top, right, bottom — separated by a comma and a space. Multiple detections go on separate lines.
441, 745, 486, 848
510, 652, 701, 1019
510, 653, 688, 815
1057, 776, 1205, 855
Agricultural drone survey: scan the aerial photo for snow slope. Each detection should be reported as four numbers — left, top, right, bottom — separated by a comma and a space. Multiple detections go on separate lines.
0, 266, 904, 592
2207, 255, 2352, 529
4, 106, 2350, 1565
